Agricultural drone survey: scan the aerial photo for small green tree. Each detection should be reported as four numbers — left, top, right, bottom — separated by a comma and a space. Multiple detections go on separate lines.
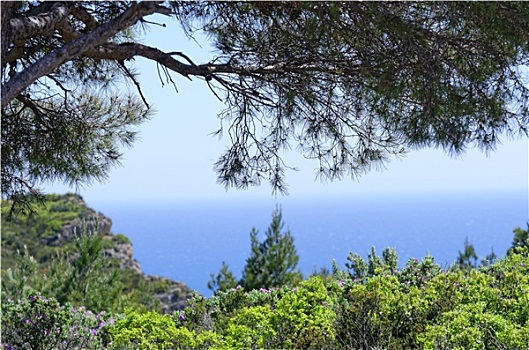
2, 232, 125, 312
209, 208, 302, 293
509, 224, 529, 254
208, 261, 238, 293
480, 248, 497, 267
456, 237, 478, 270
242, 209, 302, 291
342, 247, 398, 282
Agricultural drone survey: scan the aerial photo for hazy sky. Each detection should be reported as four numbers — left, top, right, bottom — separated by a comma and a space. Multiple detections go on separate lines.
44, 16, 528, 205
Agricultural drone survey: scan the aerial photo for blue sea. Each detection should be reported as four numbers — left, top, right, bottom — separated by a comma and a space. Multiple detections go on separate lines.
94, 190, 527, 296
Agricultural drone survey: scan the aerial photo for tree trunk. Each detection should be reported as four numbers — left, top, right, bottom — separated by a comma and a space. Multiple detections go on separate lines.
1, 1, 165, 109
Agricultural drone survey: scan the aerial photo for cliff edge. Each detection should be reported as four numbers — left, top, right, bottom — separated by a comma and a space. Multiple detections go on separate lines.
1, 193, 194, 313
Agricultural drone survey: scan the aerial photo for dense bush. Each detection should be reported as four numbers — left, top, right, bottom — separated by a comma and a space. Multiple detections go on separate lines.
1, 292, 113, 349
103, 248, 525, 348
3, 248, 528, 349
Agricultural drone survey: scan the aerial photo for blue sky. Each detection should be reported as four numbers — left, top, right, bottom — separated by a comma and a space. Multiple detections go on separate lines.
44, 16, 528, 205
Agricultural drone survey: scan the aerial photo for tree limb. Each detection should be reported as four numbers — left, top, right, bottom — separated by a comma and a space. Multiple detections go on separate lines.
8, 2, 71, 43
83, 42, 362, 85
118, 61, 150, 109
1, 2, 168, 109
69, 5, 99, 31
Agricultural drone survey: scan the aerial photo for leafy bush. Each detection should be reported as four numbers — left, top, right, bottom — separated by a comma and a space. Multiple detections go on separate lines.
107, 309, 178, 349
180, 277, 335, 348
398, 254, 442, 289
271, 277, 336, 349
332, 247, 529, 349
221, 305, 276, 348
1, 292, 112, 349
107, 308, 219, 350
419, 249, 529, 349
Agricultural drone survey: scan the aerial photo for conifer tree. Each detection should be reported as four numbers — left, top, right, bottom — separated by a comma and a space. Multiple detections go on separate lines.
207, 261, 238, 293
456, 237, 479, 270
242, 209, 302, 291
3, 2, 528, 211
209, 208, 301, 293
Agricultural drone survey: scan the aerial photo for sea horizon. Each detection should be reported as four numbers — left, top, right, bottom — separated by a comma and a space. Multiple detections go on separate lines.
90, 188, 527, 296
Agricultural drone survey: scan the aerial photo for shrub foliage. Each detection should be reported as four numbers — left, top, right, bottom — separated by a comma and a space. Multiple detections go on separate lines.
4, 247, 527, 349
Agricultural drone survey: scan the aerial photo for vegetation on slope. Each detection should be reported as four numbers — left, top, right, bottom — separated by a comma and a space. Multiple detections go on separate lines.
2, 194, 528, 349
1, 193, 193, 314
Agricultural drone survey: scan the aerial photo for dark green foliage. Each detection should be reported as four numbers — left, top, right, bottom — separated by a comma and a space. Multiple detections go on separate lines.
2, 92, 150, 214
207, 261, 238, 293
181, 2, 529, 193
242, 209, 302, 291
510, 223, 529, 253
2, 2, 151, 213
57, 234, 123, 311
456, 236, 479, 270
480, 248, 498, 267
3, 2, 529, 207
209, 208, 302, 293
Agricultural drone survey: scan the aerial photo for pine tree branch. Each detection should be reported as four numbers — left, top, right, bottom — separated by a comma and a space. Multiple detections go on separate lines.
8, 2, 71, 43
1, 2, 168, 109
82, 42, 361, 89
69, 5, 99, 31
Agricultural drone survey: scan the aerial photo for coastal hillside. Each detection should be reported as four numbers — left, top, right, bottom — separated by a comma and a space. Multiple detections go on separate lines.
2, 194, 528, 349
1, 193, 194, 313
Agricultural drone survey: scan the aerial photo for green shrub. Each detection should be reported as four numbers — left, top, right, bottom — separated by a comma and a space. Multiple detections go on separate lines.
334, 281, 388, 349
420, 304, 529, 349
1, 292, 112, 349
418, 250, 529, 349
107, 309, 178, 349
342, 246, 398, 283
271, 277, 335, 349
107, 308, 219, 350
112, 234, 131, 245
221, 306, 276, 349
398, 254, 442, 289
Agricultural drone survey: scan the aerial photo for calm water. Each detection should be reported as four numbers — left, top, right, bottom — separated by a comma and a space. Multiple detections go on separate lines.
94, 190, 527, 296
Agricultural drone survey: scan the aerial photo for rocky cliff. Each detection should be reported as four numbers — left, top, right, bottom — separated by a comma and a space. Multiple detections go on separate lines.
1, 193, 195, 313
